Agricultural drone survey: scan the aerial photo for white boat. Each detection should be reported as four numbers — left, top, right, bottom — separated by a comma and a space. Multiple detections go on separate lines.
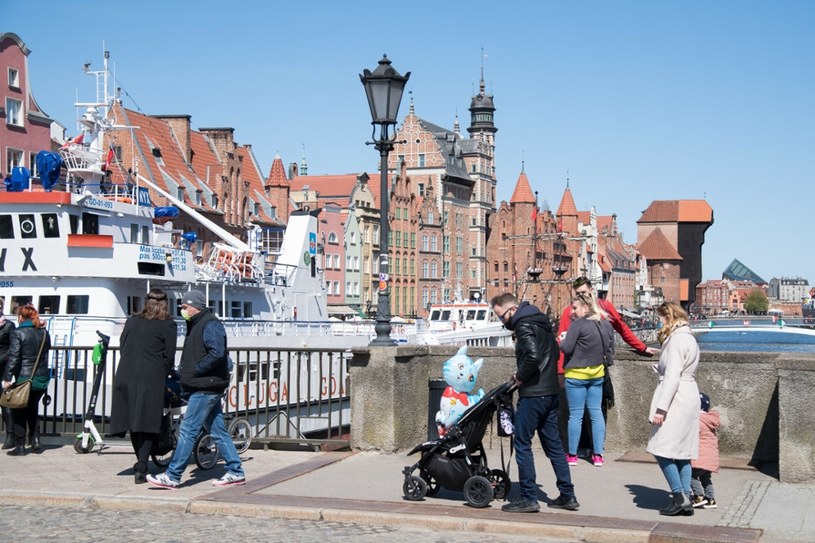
410, 300, 513, 347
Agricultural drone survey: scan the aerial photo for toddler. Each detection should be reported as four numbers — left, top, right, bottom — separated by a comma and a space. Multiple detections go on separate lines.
691, 392, 720, 508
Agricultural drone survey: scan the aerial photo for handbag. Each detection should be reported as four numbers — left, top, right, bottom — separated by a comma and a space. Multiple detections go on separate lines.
596, 322, 615, 409
0, 329, 47, 409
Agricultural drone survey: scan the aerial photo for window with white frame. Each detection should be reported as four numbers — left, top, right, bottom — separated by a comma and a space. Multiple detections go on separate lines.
431, 261, 438, 278
328, 232, 338, 244
353, 281, 360, 295
346, 255, 351, 270
345, 281, 351, 294
422, 288, 428, 308
333, 281, 341, 295
422, 261, 429, 278
8, 68, 20, 88
352, 256, 359, 271
430, 235, 437, 252
422, 235, 428, 251
5, 98, 22, 126
333, 254, 340, 269
350, 231, 357, 245
373, 225, 380, 244
6, 148, 23, 174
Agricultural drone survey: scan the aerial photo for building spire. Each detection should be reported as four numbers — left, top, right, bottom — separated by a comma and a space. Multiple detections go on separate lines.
453, 107, 460, 135
479, 47, 486, 95
409, 90, 414, 115
300, 144, 308, 176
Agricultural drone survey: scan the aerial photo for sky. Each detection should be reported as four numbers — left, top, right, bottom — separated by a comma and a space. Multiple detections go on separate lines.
6, 1, 814, 284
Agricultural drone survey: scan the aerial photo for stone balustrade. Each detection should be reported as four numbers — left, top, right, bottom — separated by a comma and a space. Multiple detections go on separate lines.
350, 345, 815, 483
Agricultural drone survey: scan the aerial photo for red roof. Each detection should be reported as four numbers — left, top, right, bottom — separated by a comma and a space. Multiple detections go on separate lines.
638, 200, 713, 223
556, 187, 578, 217
509, 171, 535, 204
290, 174, 363, 203
637, 228, 682, 260
267, 154, 288, 186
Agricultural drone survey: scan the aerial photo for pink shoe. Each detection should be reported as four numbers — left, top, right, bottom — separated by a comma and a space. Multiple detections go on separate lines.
566, 454, 578, 466
592, 454, 604, 467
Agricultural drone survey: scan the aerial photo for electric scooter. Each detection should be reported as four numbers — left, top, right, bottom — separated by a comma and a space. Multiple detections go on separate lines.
74, 331, 110, 453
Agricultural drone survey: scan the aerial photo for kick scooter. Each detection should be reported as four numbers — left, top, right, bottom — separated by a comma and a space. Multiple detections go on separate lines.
74, 331, 110, 453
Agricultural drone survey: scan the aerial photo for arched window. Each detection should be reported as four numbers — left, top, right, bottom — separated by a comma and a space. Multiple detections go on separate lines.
430, 235, 438, 252
494, 261, 499, 273
431, 261, 438, 278
422, 234, 428, 251
328, 232, 338, 244
422, 260, 429, 279
422, 288, 429, 309
503, 261, 509, 272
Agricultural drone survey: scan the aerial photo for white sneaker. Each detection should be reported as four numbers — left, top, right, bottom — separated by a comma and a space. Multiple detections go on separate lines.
146, 472, 180, 489
212, 472, 246, 487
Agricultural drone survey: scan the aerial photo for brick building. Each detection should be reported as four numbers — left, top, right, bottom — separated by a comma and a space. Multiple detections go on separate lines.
0, 32, 53, 179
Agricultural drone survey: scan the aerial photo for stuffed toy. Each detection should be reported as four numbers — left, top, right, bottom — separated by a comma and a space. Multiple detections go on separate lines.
435, 345, 485, 437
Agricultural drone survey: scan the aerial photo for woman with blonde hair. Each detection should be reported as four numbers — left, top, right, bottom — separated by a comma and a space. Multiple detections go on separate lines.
110, 289, 177, 483
647, 301, 700, 516
559, 291, 614, 467
2, 303, 51, 456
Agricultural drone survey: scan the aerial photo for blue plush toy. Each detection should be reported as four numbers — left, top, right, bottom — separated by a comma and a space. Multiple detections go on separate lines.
435, 345, 485, 436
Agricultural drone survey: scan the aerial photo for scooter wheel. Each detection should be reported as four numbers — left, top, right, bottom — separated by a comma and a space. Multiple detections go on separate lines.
74, 435, 95, 454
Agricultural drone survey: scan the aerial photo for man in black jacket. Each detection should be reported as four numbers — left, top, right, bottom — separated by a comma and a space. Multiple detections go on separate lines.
148, 290, 245, 489
491, 293, 579, 513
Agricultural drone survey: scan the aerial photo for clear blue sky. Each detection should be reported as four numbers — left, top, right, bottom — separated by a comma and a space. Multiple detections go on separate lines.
7, 1, 814, 285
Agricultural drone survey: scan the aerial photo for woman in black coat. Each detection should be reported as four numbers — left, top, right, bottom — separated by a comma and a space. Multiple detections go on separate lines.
0, 304, 16, 450
110, 289, 177, 483
2, 304, 51, 456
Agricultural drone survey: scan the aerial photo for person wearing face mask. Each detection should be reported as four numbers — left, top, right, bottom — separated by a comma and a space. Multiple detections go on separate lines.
490, 293, 579, 513
110, 288, 177, 483
148, 289, 245, 489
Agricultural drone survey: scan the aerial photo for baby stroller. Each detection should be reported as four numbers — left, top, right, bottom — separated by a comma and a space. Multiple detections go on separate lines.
402, 379, 517, 508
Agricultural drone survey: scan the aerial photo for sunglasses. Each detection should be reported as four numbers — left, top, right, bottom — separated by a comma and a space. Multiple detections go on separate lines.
499, 306, 516, 321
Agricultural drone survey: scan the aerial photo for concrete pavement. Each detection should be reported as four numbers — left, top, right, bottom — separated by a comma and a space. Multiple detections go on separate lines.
0, 436, 811, 543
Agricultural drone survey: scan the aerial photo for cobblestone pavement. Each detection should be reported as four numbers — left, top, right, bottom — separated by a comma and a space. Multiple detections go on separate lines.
0, 504, 569, 543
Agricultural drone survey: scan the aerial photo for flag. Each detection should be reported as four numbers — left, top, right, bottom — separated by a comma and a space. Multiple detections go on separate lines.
101, 148, 115, 171
531, 207, 538, 222
61, 133, 84, 148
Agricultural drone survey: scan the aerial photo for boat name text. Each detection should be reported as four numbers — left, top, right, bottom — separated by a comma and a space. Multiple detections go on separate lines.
0, 247, 37, 273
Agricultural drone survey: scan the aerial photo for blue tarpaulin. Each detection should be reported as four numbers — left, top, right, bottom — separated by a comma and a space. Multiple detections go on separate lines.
154, 206, 179, 219
8, 166, 30, 192
35, 151, 63, 191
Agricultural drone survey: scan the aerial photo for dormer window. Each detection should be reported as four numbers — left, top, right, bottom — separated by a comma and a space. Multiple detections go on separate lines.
253, 202, 260, 215
211, 194, 218, 208
151, 147, 164, 166
177, 187, 184, 200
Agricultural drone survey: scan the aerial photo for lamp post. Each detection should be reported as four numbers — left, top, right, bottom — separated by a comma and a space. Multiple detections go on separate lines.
360, 55, 410, 346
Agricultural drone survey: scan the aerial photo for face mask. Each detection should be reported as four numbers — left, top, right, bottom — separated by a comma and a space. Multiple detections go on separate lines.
181, 309, 191, 321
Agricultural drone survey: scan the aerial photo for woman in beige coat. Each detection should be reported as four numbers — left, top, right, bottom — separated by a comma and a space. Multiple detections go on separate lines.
646, 302, 700, 516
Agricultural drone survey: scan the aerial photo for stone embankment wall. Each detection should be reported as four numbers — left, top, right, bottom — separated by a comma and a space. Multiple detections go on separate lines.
350, 346, 815, 483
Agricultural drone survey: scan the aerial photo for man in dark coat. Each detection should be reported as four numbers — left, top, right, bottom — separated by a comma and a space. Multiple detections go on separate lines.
148, 290, 245, 489
0, 305, 16, 449
491, 293, 579, 513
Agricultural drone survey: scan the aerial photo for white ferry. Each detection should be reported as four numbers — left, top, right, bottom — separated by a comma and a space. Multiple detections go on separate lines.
411, 299, 513, 347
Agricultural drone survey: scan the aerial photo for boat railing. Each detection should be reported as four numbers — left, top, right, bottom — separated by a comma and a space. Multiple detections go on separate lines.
38, 344, 353, 451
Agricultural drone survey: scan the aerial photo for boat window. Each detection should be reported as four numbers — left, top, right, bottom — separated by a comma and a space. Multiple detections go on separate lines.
429, 310, 440, 321
19, 214, 37, 239
141, 226, 150, 244
10, 296, 32, 314
82, 213, 99, 235
243, 301, 253, 318
441, 310, 451, 320
41, 213, 60, 238
231, 301, 242, 318
0, 215, 13, 238
137, 262, 165, 276
130, 224, 139, 243
39, 295, 60, 315
67, 295, 89, 314
69, 214, 79, 234
477, 310, 487, 321
466, 310, 477, 321
127, 296, 143, 315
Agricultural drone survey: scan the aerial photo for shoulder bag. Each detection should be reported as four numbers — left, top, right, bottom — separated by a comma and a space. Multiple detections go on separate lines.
596, 322, 615, 409
0, 329, 47, 409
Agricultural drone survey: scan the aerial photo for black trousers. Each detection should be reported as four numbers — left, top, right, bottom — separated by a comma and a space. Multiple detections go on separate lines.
130, 432, 157, 475
9, 388, 45, 446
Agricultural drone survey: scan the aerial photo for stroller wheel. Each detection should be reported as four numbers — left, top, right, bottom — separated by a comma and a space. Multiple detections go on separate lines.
490, 469, 511, 500
463, 475, 494, 508
420, 469, 440, 496
402, 475, 427, 501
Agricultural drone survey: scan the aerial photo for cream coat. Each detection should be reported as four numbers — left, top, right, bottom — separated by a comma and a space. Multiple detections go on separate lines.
646, 325, 700, 460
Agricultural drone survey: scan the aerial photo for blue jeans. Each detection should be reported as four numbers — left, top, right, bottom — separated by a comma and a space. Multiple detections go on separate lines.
564, 377, 605, 455
166, 391, 244, 482
514, 395, 574, 502
655, 455, 691, 496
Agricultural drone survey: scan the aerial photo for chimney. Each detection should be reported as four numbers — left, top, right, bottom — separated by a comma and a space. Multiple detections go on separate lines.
155, 115, 192, 163
199, 127, 235, 164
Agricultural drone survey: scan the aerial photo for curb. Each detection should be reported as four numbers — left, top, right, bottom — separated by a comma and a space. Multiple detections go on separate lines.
0, 490, 762, 543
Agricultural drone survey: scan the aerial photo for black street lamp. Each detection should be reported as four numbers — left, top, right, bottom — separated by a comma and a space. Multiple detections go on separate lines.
360, 55, 410, 346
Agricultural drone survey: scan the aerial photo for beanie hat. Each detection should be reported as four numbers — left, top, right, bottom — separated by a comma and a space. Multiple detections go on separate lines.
182, 290, 208, 310
700, 392, 710, 412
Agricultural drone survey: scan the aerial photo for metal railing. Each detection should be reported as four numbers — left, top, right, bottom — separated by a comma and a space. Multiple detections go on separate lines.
33, 345, 352, 451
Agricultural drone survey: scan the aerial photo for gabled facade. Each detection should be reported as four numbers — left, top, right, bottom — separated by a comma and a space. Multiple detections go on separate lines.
637, 200, 713, 308
0, 33, 53, 179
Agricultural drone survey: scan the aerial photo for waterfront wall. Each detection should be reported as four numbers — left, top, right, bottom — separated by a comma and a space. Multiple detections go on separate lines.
349, 346, 815, 483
